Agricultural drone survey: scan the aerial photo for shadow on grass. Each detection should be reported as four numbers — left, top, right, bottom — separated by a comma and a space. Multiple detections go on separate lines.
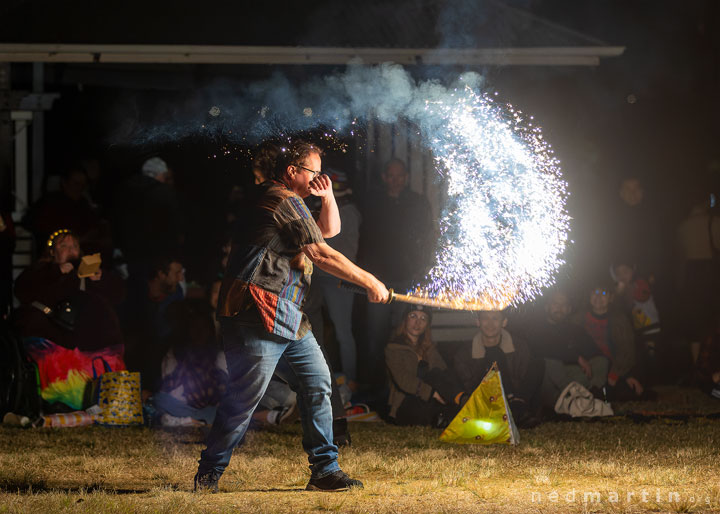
1, 481, 308, 495
237, 488, 306, 493
0, 480, 175, 495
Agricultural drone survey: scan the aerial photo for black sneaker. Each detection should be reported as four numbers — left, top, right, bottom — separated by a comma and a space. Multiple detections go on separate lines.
194, 470, 222, 493
305, 470, 363, 491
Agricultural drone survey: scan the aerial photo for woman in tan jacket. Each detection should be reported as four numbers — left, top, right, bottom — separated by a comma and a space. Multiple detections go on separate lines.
385, 305, 465, 426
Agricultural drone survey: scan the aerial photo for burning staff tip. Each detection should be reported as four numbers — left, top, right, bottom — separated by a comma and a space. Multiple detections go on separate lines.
386, 288, 514, 312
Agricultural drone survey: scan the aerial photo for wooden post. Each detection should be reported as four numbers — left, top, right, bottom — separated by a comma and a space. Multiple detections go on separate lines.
0, 63, 12, 213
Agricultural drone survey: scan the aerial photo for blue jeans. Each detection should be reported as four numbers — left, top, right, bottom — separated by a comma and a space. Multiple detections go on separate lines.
197, 322, 339, 479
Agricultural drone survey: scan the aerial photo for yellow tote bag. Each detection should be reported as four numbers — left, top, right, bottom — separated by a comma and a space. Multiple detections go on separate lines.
95, 371, 143, 426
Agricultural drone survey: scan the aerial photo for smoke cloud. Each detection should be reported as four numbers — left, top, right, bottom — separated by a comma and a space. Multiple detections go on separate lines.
118, 62, 479, 149
116, 60, 567, 307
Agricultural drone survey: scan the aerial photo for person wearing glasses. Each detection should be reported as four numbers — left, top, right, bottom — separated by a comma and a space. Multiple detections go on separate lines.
194, 140, 389, 493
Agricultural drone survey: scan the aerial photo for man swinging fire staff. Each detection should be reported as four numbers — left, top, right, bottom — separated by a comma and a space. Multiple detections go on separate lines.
194, 140, 389, 492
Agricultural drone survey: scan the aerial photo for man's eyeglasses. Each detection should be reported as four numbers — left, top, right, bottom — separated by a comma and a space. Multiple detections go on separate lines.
294, 164, 321, 178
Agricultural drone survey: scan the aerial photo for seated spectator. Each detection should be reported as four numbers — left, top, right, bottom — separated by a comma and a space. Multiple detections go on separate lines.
611, 261, 661, 362
13, 229, 125, 351
152, 299, 297, 427
696, 305, 720, 399
579, 281, 646, 400
385, 306, 464, 427
152, 299, 227, 426
529, 289, 609, 407
454, 310, 544, 426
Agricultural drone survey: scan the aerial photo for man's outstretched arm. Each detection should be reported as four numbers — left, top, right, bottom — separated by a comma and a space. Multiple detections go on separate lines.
302, 242, 388, 303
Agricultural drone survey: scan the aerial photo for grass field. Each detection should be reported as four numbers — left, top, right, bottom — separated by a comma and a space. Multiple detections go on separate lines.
2, 388, 720, 513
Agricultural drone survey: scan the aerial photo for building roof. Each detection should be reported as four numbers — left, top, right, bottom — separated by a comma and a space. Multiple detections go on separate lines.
0, 0, 623, 66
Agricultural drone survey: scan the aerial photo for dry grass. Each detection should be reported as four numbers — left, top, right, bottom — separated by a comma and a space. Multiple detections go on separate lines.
2, 390, 720, 513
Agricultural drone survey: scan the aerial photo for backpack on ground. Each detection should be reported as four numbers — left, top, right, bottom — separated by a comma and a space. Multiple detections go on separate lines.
0, 320, 42, 420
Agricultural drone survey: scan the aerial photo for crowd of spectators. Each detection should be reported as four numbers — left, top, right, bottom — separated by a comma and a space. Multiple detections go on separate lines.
1, 144, 719, 433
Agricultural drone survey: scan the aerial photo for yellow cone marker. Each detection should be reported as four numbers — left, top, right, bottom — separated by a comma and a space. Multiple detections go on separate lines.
439, 363, 519, 445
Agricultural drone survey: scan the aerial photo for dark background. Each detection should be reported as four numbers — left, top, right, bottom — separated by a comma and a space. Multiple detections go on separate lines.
2, 0, 719, 293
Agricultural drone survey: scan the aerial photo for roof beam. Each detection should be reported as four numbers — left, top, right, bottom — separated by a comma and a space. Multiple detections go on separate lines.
0, 44, 625, 66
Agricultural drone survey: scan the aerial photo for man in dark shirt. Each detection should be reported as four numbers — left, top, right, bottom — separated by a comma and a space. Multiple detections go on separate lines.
123, 256, 186, 394
194, 141, 388, 493
530, 289, 609, 406
358, 158, 433, 387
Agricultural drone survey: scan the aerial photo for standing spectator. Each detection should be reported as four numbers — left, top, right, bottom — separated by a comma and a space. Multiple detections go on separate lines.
113, 157, 184, 302
385, 306, 464, 426
23, 164, 105, 254
608, 177, 666, 279
454, 310, 544, 426
307, 169, 361, 385
358, 158, 434, 388
675, 188, 720, 364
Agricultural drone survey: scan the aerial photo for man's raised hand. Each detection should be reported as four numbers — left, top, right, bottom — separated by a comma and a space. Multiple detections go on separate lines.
309, 174, 333, 197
